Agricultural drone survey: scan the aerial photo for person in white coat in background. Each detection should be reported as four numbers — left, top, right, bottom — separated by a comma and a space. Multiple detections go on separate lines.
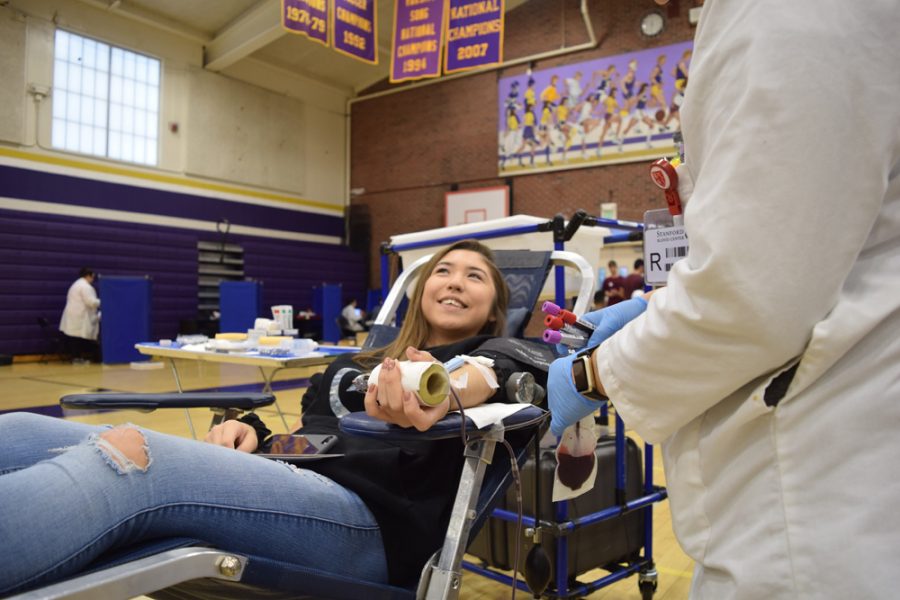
59, 267, 100, 362
548, 1, 900, 598
341, 298, 366, 333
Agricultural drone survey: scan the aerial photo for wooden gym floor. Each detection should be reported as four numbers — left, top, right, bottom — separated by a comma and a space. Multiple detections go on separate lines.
0, 358, 692, 599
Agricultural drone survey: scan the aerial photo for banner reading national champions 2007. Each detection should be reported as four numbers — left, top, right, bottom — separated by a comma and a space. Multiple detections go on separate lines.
498, 40, 693, 176
444, 0, 504, 74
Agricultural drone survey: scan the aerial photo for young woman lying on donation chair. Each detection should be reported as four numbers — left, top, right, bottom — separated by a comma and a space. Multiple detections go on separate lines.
0, 239, 548, 595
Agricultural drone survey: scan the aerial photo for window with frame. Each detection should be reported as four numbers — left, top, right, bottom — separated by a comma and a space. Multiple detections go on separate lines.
52, 29, 161, 166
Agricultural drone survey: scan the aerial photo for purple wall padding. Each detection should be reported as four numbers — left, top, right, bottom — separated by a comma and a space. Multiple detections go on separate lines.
239, 236, 367, 316
0, 164, 344, 239
0, 209, 365, 356
0, 209, 197, 356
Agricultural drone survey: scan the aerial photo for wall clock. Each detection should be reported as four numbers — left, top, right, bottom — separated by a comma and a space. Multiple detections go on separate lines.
640, 11, 665, 37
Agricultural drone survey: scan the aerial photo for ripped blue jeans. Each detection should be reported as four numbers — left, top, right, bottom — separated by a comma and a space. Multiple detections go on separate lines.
0, 412, 387, 595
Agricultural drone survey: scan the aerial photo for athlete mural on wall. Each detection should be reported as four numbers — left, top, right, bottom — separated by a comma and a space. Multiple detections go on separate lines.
498, 41, 692, 175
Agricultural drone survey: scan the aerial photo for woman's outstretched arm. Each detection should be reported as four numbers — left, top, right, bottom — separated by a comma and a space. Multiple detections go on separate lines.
364, 346, 498, 431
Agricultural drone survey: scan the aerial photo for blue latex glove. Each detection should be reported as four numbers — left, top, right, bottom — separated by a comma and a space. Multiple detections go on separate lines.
548, 352, 602, 437
548, 297, 649, 435
581, 297, 648, 348
553, 296, 649, 355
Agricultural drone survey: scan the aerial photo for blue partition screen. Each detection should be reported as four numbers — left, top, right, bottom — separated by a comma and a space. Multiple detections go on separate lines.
220, 281, 263, 333
366, 288, 382, 314
99, 276, 152, 364
316, 284, 342, 343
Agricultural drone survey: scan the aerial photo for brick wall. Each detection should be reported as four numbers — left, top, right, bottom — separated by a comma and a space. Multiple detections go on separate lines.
351, 0, 698, 287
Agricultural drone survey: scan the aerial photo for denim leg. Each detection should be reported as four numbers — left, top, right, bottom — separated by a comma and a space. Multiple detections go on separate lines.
0, 413, 388, 595
0, 412, 106, 474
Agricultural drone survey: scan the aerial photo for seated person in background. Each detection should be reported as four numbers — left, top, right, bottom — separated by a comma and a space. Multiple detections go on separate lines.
592, 289, 606, 310
341, 298, 366, 332
622, 258, 645, 299
0, 239, 548, 596
600, 259, 625, 306
59, 267, 101, 362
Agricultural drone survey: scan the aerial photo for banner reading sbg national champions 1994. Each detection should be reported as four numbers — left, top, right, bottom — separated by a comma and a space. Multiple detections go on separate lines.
391, 0, 446, 82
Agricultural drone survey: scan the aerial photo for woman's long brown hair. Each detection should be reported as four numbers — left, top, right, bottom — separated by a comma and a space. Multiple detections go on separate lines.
354, 239, 509, 367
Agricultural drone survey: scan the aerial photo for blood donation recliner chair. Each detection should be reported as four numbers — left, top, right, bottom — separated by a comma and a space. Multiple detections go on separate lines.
14, 250, 594, 600
13, 406, 548, 600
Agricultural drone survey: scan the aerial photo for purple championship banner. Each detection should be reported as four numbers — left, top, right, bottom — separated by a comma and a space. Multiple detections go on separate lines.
497, 40, 694, 175
282, 0, 329, 46
332, 0, 377, 64
444, 0, 504, 74
390, 0, 446, 83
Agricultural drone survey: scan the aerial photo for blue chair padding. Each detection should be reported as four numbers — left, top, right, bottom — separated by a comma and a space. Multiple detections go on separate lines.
340, 405, 547, 442
493, 250, 551, 335
235, 554, 417, 600
60, 393, 276, 412
83, 538, 205, 574
72, 535, 416, 600
362, 323, 400, 350
505, 306, 531, 338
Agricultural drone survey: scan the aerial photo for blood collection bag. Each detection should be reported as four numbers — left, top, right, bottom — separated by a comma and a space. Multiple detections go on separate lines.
552, 415, 600, 502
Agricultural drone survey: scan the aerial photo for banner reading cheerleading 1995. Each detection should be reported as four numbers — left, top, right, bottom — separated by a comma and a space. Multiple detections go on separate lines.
332, 0, 378, 64
444, 0, 504, 74
282, 0, 329, 46
390, 0, 446, 83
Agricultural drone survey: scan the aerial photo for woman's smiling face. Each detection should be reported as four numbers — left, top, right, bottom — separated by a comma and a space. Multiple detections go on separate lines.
421, 249, 497, 347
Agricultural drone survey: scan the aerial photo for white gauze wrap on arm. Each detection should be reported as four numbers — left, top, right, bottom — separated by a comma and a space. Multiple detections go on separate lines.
450, 355, 498, 391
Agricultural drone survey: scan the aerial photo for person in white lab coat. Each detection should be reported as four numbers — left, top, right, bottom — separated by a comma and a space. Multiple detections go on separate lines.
548, 1, 900, 598
59, 267, 100, 361
341, 299, 365, 333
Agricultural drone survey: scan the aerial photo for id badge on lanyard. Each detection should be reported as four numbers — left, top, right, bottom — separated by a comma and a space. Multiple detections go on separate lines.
644, 153, 688, 286
643, 209, 688, 286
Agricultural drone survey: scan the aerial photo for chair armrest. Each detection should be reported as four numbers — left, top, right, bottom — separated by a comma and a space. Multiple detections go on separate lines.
338, 405, 547, 442
60, 393, 276, 412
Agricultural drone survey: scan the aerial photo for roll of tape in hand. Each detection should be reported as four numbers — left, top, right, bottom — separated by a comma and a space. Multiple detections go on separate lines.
368, 361, 450, 407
